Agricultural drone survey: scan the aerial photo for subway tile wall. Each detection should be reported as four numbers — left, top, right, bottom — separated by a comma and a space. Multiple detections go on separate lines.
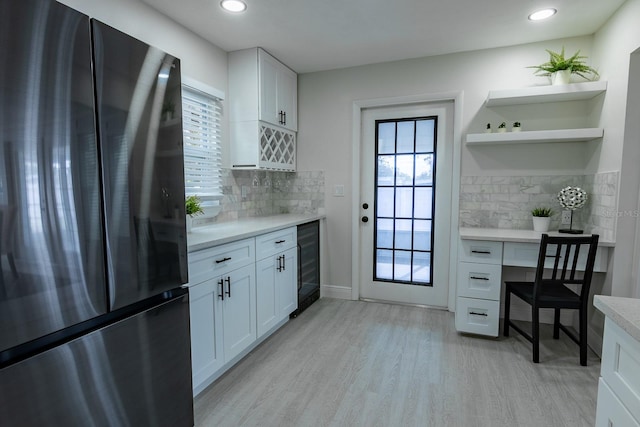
459, 171, 619, 242
194, 169, 325, 226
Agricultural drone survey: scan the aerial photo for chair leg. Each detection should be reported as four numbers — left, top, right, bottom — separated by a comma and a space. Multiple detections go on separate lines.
580, 308, 588, 366
553, 309, 560, 339
503, 287, 511, 337
532, 306, 540, 363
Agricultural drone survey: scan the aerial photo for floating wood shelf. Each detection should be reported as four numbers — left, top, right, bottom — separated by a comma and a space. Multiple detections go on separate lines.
465, 128, 604, 146
485, 81, 607, 107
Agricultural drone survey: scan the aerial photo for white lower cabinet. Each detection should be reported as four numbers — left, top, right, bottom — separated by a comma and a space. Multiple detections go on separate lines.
188, 228, 298, 395
455, 239, 503, 337
221, 264, 257, 362
596, 318, 640, 426
256, 228, 298, 338
189, 277, 224, 389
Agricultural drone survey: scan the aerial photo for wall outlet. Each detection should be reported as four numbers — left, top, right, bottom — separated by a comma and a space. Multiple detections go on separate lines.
561, 210, 572, 225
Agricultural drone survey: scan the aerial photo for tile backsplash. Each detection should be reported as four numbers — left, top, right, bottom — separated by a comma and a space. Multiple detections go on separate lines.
195, 169, 325, 226
459, 171, 619, 242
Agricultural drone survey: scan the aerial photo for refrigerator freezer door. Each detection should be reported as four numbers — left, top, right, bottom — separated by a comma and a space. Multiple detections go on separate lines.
0, 292, 194, 426
0, 0, 107, 353
91, 21, 188, 310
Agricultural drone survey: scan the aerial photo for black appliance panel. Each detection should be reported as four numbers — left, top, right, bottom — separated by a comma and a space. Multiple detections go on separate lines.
92, 21, 188, 310
0, 0, 107, 353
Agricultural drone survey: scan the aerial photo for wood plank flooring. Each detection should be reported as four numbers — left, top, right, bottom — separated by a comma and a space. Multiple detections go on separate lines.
194, 298, 600, 426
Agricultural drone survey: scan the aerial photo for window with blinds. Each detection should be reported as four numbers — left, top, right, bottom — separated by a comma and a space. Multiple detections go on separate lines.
182, 85, 223, 212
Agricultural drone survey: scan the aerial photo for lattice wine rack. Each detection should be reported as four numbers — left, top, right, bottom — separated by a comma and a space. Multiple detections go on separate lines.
259, 124, 296, 171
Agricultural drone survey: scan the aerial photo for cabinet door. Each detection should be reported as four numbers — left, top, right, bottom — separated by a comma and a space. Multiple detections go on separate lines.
188, 278, 224, 391
277, 66, 297, 131
222, 264, 257, 362
256, 257, 278, 337
258, 51, 280, 127
278, 247, 298, 320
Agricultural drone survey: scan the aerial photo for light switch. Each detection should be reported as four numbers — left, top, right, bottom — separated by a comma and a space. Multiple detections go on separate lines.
333, 185, 345, 197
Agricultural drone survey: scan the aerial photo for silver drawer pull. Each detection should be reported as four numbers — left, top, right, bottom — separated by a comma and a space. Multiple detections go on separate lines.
469, 311, 488, 317
470, 276, 489, 281
215, 256, 232, 264
471, 250, 491, 254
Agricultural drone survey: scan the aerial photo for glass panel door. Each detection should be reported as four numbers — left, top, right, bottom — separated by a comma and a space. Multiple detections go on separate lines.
374, 118, 436, 286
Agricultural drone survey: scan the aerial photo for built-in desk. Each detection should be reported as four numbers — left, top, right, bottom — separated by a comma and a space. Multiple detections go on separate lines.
456, 228, 613, 337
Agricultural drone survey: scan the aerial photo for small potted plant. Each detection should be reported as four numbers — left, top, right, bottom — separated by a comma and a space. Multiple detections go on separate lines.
512, 122, 522, 132
497, 122, 507, 133
528, 47, 599, 85
185, 195, 204, 232
531, 207, 554, 232
485, 123, 492, 133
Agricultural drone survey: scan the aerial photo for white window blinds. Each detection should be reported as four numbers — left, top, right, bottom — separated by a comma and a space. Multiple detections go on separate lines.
182, 85, 223, 206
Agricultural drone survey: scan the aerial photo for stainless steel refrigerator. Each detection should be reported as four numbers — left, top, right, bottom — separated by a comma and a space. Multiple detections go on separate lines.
0, 1, 193, 425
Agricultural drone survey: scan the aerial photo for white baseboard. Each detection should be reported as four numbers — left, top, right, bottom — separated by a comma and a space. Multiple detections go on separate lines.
321, 284, 352, 300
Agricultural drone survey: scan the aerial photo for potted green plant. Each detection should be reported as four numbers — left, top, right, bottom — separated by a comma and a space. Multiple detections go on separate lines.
531, 207, 554, 232
485, 123, 492, 133
512, 121, 522, 132
185, 195, 204, 232
528, 47, 599, 85
497, 122, 507, 133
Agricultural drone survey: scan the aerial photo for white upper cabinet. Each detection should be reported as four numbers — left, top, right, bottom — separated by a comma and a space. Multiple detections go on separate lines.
229, 48, 298, 170
258, 50, 297, 131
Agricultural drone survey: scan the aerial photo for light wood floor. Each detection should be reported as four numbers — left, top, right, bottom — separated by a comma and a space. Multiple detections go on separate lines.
194, 298, 600, 427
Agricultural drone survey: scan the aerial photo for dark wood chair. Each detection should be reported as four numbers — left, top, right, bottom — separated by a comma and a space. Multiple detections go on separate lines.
503, 233, 599, 365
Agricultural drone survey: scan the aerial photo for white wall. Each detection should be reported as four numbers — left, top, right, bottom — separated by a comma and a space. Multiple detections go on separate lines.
298, 36, 596, 292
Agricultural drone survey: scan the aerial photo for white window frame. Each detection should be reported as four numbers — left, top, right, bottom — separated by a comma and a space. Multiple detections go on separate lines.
181, 77, 224, 218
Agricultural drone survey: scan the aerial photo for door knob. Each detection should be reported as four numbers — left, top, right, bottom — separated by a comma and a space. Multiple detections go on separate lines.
362, 216, 369, 223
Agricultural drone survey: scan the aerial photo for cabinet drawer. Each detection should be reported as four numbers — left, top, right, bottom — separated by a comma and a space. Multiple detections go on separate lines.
601, 318, 640, 422
256, 227, 297, 260
457, 262, 502, 301
503, 242, 608, 273
188, 238, 255, 285
459, 240, 503, 265
455, 297, 500, 337
596, 378, 640, 427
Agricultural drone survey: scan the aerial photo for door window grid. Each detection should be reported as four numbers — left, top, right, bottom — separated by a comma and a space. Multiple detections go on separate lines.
373, 117, 437, 286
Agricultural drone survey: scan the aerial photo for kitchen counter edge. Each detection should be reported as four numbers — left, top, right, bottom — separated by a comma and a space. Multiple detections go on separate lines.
187, 214, 325, 252
594, 295, 640, 342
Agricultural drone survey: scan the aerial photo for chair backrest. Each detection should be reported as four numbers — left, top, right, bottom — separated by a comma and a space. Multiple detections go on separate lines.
533, 234, 599, 303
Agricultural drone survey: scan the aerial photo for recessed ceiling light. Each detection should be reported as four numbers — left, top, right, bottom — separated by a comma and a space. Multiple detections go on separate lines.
220, 0, 247, 13
528, 8, 557, 21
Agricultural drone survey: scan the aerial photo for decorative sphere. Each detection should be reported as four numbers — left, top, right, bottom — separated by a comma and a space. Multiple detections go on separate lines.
557, 186, 587, 210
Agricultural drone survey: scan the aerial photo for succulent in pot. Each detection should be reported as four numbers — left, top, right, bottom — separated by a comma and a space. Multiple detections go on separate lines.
531, 207, 553, 232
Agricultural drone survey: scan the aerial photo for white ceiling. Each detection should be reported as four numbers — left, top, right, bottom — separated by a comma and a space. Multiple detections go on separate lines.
142, 0, 626, 73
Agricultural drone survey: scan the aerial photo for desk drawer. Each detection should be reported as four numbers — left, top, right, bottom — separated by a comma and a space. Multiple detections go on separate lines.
457, 262, 502, 301
459, 240, 503, 265
503, 242, 608, 273
455, 297, 499, 337
256, 227, 297, 260
600, 318, 640, 423
188, 238, 255, 285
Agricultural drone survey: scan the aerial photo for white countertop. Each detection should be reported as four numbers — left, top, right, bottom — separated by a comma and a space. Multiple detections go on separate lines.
459, 227, 615, 247
187, 214, 325, 252
594, 295, 640, 342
